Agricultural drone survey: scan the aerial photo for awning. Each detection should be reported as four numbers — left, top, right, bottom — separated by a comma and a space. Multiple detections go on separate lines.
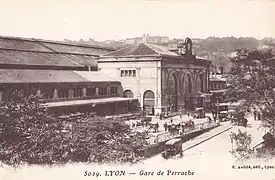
187, 92, 212, 98
216, 103, 230, 106
43, 97, 137, 108
210, 89, 226, 93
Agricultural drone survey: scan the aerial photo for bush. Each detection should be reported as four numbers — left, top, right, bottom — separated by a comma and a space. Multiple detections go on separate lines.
230, 129, 252, 158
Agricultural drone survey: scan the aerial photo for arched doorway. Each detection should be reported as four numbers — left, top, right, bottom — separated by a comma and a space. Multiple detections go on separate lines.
123, 90, 134, 98
184, 74, 192, 93
197, 74, 204, 107
143, 90, 155, 115
184, 74, 193, 110
197, 74, 204, 93
168, 74, 178, 112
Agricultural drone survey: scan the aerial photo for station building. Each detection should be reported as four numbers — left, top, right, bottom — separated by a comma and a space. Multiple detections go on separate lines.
0, 36, 138, 115
98, 38, 212, 115
0, 36, 212, 116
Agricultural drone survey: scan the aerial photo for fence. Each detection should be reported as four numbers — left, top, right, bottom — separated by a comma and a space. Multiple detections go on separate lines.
154, 121, 220, 144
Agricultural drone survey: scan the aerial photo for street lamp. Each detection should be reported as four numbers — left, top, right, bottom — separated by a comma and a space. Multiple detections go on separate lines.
230, 132, 234, 152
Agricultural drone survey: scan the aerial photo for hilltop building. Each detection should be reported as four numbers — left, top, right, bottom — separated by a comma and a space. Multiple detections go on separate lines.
125, 34, 169, 45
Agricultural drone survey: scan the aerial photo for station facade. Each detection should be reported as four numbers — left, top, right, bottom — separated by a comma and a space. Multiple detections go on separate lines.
98, 38, 211, 115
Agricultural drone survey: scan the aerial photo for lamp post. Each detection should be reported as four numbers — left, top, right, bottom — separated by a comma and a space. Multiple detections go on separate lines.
230, 132, 234, 152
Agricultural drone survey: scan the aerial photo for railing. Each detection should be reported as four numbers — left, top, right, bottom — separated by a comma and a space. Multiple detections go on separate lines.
154, 121, 220, 144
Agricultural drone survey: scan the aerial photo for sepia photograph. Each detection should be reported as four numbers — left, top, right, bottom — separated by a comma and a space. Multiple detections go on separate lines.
0, 0, 275, 179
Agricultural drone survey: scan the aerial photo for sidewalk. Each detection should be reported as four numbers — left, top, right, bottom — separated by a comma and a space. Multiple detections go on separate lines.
230, 115, 265, 147
181, 121, 232, 152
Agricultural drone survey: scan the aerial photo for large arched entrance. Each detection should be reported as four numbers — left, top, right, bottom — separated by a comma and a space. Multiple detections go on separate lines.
168, 74, 178, 112
184, 74, 193, 110
123, 90, 134, 98
143, 90, 155, 115
197, 74, 204, 93
197, 74, 204, 107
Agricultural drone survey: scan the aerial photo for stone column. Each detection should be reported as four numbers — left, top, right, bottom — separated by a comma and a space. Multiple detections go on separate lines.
117, 68, 121, 77
82, 87, 87, 97
0, 91, 3, 102
107, 86, 110, 96
53, 89, 58, 99
95, 87, 99, 96
69, 89, 74, 99
155, 66, 162, 115
136, 68, 141, 108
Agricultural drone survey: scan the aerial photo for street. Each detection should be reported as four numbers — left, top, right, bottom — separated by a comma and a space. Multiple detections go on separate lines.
1, 115, 274, 180
133, 116, 273, 180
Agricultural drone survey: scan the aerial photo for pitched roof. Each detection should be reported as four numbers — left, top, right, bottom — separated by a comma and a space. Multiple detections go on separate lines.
0, 69, 87, 83
101, 43, 177, 57
0, 36, 114, 67
74, 71, 119, 82
0, 49, 97, 67
38, 41, 111, 56
0, 69, 119, 83
0, 36, 114, 54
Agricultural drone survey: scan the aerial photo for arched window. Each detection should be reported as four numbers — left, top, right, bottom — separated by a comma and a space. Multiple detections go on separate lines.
123, 90, 134, 98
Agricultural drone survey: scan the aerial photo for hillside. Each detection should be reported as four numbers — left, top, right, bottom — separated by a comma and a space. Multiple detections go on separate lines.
64, 37, 275, 73
65, 37, 275, 54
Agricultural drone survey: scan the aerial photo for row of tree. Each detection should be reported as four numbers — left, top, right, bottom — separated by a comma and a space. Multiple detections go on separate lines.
0, 90, 148, 166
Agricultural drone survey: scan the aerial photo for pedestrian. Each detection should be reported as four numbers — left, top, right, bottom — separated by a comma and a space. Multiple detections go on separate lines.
253, 110, 257, 121
155, 123, 159, 132
180, 114, 182, 119
243, 118, 248, 128
187, 113, 190, 120
170, 118, 173, 123
164, 122, 168, 132
258, 113, 261, 121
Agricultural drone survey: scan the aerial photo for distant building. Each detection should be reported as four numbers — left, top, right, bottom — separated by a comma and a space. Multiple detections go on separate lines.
209, 74, 227, 105
125, 34, 169, 45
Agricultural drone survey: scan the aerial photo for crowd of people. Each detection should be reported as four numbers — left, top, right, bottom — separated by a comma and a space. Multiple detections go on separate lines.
163, 118, 195, 134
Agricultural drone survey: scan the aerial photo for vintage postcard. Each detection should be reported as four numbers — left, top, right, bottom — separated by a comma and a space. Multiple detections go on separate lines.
0, 0, 275, 180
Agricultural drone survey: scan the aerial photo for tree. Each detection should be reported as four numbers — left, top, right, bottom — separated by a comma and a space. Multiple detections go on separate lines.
230, 129, 252, 158
0, 89, 148, 166
0, 89, 64, 165
226, 48, 275, 133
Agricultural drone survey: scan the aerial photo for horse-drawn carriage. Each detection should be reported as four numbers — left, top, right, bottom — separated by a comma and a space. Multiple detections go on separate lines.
161, 138, 183, 159
230, 110, 248, 127
218, 111, 229, 122
149, 122, 159, 132
167, 120, 195, 134
141, 116, 152, 126
192, 107, 206, 119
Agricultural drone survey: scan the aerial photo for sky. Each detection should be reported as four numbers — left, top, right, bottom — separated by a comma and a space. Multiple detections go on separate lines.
1, 0, 275, 41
